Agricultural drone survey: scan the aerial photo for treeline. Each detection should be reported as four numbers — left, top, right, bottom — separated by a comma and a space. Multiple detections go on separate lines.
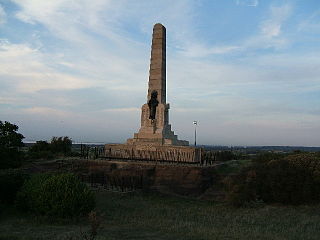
28, 136, 73, 159
0, 120, 76, 169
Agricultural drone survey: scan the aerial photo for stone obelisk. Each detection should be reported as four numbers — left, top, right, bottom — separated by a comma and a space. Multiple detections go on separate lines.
104, 24, 202, 163
127, 23, 188, 146
148, 23, 166, 104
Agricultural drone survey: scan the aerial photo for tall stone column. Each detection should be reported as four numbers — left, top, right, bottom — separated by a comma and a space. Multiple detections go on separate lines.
148, 23, 166, 104
126, 23, 189, 146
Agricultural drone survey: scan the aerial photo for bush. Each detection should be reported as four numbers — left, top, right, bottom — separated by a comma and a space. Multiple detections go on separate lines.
0, 169, 28, 205
17, 173, 95, 218
225, 154, 320, 207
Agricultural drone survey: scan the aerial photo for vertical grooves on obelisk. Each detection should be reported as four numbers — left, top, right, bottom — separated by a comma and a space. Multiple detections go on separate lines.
148, 23, 166, 104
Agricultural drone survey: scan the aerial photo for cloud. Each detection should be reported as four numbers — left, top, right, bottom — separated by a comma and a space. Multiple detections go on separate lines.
298, 10, 320, 33
260, 4, 292, 38
0, 4, 6, 25
1, 0, 319, 146
181, 44, 241, 58
0, 40, 93, 93
180, 3, 293, 58
236, 0, 259, 7
238, 3, 292, 51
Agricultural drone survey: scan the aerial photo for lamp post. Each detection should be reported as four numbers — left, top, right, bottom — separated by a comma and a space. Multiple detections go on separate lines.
193, 121, 197, 146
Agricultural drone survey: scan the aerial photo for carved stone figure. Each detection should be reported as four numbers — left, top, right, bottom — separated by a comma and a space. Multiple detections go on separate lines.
148, 91, 159, 120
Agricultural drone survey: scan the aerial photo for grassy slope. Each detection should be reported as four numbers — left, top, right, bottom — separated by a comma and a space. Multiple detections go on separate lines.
1, 191, 320, 240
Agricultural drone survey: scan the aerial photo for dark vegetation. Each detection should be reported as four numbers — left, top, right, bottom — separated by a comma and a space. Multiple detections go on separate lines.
1, 191, 320, 240
28, 136, 73, 159
0, 169, 28, 205
16, 173, 95, 218
224, 152, 320, 206
0, 121, 95, 222
1, 120, 320, 239
0, 121, 24, 169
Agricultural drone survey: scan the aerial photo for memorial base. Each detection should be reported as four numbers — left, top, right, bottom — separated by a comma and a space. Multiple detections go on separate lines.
105, 144, 202, 163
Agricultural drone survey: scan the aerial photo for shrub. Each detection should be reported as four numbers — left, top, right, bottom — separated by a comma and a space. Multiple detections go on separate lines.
0, 169, 28, 205
17, 173, 95, 218
16, 173, 51, 211
225, 154, 319, 207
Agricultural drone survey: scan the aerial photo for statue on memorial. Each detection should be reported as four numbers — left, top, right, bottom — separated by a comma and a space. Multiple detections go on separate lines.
148, 90, 159, 120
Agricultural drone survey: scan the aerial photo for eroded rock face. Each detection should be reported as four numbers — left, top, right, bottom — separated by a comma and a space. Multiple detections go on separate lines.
87, 161, 217, 196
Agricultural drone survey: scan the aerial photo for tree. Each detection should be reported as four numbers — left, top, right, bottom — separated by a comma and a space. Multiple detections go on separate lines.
0, 121, 25, 169
50, 136, 72, 155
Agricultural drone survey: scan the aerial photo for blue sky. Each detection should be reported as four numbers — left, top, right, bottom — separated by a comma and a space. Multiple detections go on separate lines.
0, 0, 319, 146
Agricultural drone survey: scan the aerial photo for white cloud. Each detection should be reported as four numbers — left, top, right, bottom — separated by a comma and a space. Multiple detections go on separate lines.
0, 4, 6, 25
260, 4, 292, 38
181, 44, 241, 58
0, 40, 92, 93
239, 4, 292, 50
236, 0, 259, 7
180, 3, 293, 57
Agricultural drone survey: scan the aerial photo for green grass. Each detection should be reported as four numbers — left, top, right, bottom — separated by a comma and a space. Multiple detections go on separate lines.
1, 191, 320, 240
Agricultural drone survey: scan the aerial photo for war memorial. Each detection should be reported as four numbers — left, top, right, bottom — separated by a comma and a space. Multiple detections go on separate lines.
105, 24, 202, 163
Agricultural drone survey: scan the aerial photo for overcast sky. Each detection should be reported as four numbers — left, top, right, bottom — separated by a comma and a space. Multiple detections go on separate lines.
0, 0, 320, 146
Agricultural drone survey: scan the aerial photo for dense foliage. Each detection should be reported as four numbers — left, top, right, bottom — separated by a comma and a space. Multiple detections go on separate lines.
50, 136, 72, 154
203, 150, 238, 163
0, 121, 24, 169
17, 173, 95, 218
28, 140, 54, 159
225, 153, 320, 206
28, 137, 72, 159
0, 169, 28, 205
